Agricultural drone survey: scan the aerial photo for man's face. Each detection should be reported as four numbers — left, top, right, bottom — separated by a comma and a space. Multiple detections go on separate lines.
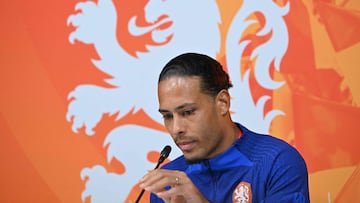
158, 76, 226, 162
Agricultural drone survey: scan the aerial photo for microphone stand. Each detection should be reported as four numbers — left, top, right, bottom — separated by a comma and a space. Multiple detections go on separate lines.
135, 161, 161, 203
135, 146, 171, 203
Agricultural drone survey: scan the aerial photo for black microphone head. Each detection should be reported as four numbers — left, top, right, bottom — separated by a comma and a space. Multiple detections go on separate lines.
158, 145, 172, 164
161, 145, 172, 158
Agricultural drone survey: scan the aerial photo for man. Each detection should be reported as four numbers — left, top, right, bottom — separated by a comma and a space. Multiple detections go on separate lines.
139, 53, 309, 202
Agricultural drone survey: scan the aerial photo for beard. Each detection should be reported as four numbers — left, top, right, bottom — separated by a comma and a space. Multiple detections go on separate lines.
185, 157, 207, 165
182, 141, 221, 165
175, 131, 222, 164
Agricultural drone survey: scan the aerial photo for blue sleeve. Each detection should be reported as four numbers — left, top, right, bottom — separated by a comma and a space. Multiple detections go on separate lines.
262, 147, 310, 203
150, 193, 164, 203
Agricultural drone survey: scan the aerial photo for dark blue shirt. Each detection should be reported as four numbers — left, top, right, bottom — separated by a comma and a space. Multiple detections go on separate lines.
150, 123, 309, 203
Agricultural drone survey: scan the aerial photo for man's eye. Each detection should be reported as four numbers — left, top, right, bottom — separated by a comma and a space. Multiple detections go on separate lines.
182, 109, 195, 116
162, 114, 173, 120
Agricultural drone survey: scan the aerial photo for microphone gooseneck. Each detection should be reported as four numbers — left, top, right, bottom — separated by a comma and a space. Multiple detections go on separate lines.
135, 145, 172, 203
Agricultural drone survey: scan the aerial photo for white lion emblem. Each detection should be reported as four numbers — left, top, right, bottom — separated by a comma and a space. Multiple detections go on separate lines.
233, 182, 251, 203
66, 0, 289, 202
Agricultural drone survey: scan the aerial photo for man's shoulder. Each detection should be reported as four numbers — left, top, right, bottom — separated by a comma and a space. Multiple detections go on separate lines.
237, 123, 305, 163
237, 123, 296, 151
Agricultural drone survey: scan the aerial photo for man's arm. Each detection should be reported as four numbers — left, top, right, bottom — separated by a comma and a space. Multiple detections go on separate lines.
263, 147, 310, 203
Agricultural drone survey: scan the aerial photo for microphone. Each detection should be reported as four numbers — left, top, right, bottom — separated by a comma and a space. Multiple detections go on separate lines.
156, 145, 172, 168
135, 145, 172, 203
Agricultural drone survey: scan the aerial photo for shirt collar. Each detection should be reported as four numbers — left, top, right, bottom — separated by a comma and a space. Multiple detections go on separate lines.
186, 129, 252, 173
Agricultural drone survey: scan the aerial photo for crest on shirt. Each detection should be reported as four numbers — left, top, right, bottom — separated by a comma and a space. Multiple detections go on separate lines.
233, 182, 252, 203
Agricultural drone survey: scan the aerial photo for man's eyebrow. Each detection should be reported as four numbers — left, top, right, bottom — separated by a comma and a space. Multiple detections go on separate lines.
158, 103, 195, 113
158, 109, 169, 113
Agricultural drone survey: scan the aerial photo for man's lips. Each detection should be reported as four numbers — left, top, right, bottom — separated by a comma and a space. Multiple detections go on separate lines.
177, 141, 196, 151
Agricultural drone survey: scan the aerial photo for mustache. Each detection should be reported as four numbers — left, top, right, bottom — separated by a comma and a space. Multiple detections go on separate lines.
174, 135, 197, 145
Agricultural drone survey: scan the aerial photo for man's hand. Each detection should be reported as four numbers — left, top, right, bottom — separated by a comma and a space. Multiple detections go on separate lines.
139, 169, 209, 203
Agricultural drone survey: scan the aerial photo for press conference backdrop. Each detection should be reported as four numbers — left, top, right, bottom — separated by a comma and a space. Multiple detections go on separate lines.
1, 0, 359, 202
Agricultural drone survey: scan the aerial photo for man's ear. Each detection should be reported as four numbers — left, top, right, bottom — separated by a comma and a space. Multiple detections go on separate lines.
216, 89, 231, 116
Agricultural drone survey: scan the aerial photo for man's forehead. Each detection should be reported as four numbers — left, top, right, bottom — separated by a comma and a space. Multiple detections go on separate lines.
158, 76, 201, 93
158, 75, 201, 84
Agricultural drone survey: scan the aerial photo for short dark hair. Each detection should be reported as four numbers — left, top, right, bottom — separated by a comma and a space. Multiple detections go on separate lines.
158, 53, 233, 97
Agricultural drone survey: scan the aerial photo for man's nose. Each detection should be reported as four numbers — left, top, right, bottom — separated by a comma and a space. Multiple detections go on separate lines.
172, 115, 185, 136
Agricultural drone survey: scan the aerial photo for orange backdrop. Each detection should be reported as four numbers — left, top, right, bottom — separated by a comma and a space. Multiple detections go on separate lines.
1, 0, 359, 202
